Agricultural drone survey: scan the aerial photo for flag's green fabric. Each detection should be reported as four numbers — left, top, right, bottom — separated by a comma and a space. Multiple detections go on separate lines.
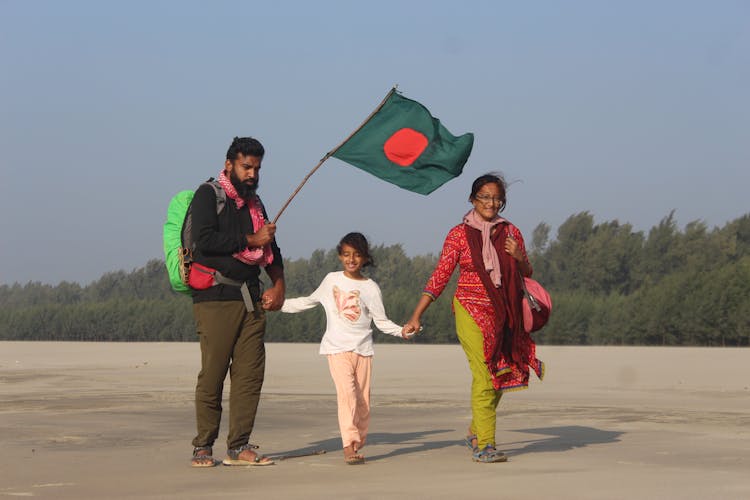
331, 91, 474, 195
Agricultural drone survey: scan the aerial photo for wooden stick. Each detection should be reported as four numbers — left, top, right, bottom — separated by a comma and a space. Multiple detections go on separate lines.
271, 86, 398, 223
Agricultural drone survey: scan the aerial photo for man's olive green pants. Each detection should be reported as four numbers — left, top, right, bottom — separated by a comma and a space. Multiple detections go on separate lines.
191, 301, 266, 451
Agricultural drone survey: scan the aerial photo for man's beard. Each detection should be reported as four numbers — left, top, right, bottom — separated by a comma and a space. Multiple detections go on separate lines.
229, 170, 257, 200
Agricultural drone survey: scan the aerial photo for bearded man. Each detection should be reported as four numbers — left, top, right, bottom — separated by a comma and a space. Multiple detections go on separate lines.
189, 136, 285, 467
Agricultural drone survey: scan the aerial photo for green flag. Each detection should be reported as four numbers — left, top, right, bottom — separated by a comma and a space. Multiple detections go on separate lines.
331, 89, 474, 195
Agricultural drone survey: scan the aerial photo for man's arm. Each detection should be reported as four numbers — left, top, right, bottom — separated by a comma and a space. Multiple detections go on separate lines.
258, 201, 284, 310
261, 263, 285, 310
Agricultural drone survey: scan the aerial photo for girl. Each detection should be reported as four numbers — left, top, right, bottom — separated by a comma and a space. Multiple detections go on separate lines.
281, 232, 414, 464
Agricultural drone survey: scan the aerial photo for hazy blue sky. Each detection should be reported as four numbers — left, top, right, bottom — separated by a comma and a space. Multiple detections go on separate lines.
1, 1, 748, 285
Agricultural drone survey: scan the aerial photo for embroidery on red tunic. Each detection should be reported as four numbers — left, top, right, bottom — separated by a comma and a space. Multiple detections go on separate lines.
424, 223, 544, 391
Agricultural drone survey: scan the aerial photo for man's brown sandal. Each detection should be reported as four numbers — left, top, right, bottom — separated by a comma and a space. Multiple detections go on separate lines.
191, 446, 217, 468
222, 443, 275, 466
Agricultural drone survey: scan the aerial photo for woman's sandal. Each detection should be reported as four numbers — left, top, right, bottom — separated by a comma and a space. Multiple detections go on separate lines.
191, 446, 217, 468
472, 444, 508, 463
222, 443, 275, 466
464, 434, 478, 451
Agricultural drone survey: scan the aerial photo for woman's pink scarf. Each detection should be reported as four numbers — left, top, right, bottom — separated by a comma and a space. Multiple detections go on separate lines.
463, 209, 505, 287
218, 171, 274, 267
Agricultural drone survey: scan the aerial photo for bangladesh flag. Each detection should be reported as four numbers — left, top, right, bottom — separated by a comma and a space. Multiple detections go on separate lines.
331, 89, 474, 195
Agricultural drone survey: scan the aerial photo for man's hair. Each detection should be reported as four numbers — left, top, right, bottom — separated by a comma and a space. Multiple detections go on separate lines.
226, 137, 265, 161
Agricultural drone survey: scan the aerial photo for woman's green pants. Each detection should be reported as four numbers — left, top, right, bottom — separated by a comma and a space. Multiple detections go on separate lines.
454, 298, 502, 449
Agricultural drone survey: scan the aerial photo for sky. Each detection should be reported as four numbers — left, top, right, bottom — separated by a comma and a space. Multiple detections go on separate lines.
1, 1, 748, 285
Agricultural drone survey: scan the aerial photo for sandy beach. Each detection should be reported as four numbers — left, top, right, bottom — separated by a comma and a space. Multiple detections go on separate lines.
1, 342, 748, 499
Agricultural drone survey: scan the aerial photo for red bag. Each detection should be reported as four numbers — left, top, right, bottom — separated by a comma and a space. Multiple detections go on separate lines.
521, 277, 552, 333
187, 262, 217, 290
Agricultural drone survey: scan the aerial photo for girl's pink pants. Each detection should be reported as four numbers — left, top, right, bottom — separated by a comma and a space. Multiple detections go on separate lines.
327, 352, 372, 449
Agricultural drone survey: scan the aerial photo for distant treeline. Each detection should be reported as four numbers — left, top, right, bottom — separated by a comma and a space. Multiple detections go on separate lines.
1, 211, 748, 346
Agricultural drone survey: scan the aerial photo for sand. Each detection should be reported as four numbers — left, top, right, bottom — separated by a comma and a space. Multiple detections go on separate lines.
1, 342, 748, 499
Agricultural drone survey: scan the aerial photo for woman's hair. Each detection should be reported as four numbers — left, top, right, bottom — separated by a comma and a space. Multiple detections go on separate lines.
337, 232, 374, 267
470, 172, 507, 212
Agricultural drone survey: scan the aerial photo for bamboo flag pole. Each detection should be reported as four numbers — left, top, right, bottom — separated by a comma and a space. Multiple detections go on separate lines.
271, 86, 398, 224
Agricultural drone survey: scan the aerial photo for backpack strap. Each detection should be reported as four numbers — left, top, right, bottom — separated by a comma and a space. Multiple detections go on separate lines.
203, 178, 226, 215
191, 266, 255, 312
213, 270, 243, 287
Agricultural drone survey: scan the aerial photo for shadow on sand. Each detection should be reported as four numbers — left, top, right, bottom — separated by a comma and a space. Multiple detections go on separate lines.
269, 425, 622, 462
503, 425, 623, 456
269, 429, 455, 462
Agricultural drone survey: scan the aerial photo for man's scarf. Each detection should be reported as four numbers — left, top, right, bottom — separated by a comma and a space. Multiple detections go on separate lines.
218, 171, 274, 267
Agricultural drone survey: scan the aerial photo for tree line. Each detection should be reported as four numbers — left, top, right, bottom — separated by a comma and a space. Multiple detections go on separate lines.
1, 211, 748, 346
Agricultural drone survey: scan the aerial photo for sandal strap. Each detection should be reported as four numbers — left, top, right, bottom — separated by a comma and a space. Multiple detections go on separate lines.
227, 443, 261, 460
193, 446, 212, 456
473, 445, 497, 458
465, 434, 479, 452
230, 443, 259, 452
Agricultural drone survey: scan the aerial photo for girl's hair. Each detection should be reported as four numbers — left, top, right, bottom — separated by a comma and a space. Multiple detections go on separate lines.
337, 232, 375, 268
469, 172, 508, 212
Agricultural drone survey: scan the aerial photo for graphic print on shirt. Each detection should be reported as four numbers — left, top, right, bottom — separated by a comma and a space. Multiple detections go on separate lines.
332, 285, 361, 322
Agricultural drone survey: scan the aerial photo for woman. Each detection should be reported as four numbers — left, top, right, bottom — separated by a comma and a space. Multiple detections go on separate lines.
404, 173, 544, 463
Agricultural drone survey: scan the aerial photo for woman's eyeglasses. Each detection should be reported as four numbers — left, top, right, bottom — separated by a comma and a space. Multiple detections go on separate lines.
475, 195, 504, 205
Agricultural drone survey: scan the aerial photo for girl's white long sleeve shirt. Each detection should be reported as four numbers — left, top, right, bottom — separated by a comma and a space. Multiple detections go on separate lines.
280, 271, 403, 356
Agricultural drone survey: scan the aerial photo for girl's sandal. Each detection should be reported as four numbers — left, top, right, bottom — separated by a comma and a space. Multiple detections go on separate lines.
344, 443, 365, 465
345, 453, 365, 465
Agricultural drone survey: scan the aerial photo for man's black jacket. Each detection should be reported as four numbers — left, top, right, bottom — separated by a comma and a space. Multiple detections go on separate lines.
190, 182, 283, 303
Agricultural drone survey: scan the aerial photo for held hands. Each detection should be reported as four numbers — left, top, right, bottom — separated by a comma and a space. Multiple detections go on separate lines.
247, 222, 276, 248
402, 295, 431, 340
261, 285, 284, 311
401, 320, 421, 339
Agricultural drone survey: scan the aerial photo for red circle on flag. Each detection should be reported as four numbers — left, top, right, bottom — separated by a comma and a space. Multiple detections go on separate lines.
383, 128, 428, 167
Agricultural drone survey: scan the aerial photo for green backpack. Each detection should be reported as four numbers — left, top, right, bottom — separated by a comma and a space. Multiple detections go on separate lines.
163, 180, 225, 294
